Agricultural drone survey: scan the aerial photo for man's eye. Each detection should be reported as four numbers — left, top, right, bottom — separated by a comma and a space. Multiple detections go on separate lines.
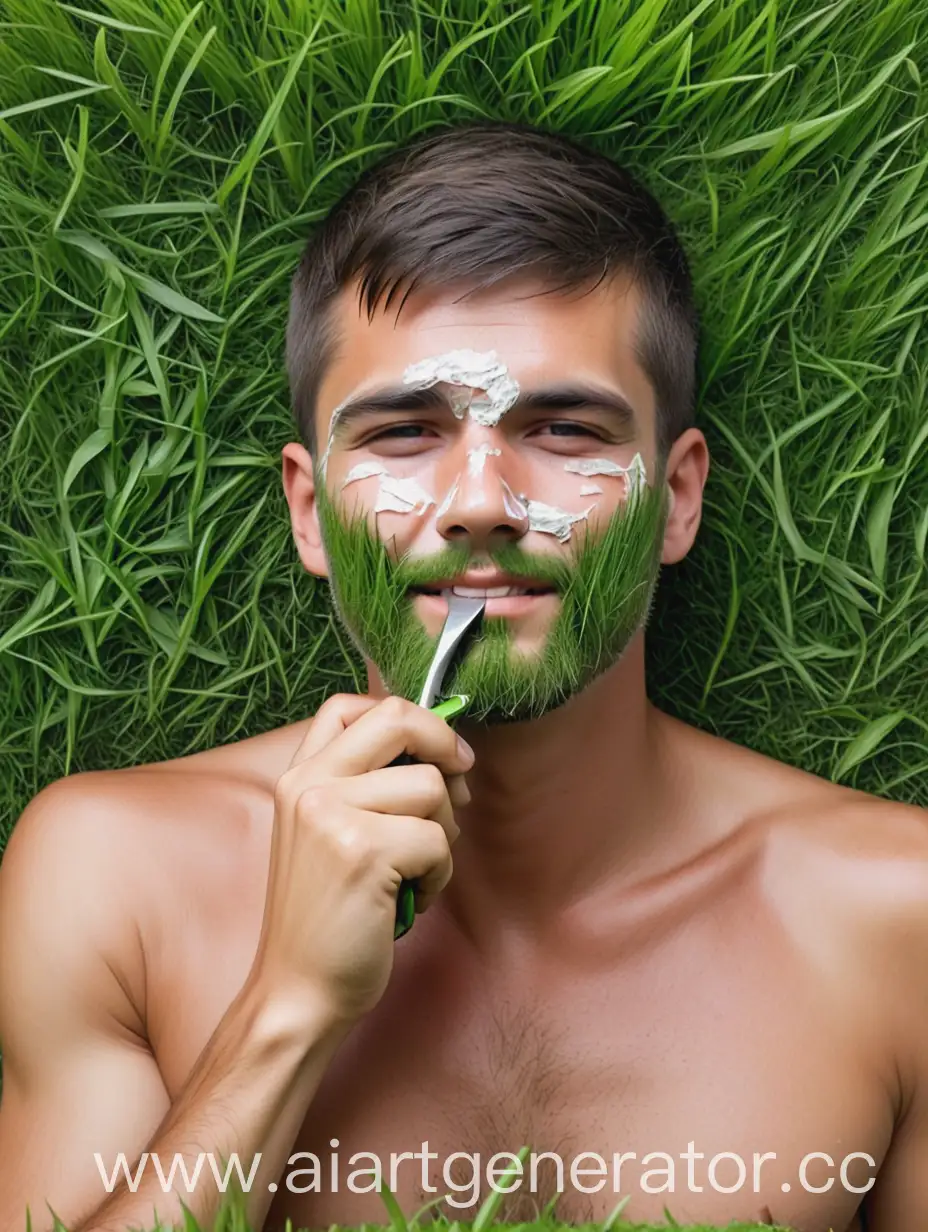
369, 423, 428, 440
539, 422, 601, 437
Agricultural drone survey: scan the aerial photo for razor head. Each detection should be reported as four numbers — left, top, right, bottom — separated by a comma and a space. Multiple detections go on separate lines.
417, 591, 486, 710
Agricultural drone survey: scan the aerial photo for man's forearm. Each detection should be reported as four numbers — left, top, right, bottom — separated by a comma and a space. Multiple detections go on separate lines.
75, 978, 350, 1232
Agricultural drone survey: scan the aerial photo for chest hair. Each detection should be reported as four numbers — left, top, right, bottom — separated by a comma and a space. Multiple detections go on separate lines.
419, 999, 605, 1222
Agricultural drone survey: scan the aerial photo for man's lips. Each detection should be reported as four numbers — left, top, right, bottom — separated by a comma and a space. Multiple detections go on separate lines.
407, 574, 556, 598
406, 575, 558, 620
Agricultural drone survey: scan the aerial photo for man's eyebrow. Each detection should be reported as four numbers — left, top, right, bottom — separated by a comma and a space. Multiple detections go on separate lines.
328, 381, 639, 436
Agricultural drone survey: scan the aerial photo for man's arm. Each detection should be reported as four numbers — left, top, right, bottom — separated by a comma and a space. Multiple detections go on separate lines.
0, 695, 470, 1232
0, 779, 348, 1232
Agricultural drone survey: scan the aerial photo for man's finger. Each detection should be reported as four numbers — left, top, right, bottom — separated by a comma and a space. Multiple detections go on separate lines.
312, 696, 472, 779
336, 765, 459, 843
288, 693, 380, 768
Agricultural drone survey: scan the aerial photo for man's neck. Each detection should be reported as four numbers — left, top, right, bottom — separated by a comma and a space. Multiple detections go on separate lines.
366, 633, 707, 944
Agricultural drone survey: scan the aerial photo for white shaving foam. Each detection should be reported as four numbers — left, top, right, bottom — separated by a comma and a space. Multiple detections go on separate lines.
448, 386, 473, 418
341, 461, 388, 488
373, 474, 435, 515
339, 461, 434, 515
319, 394, 353, 478
579, 482, 604, 496
524, 499, 594, 543
402, 349, 520, 428
563, 452, 647, 499
467, 444, 502, 478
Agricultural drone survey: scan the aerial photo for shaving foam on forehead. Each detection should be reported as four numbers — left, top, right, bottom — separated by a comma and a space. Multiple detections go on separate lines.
319, 394, 353, 478
402, 349, 520, 428
525, 499, 594, 544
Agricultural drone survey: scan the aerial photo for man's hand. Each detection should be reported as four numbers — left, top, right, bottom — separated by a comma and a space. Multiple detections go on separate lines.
248, 694, 475, 1023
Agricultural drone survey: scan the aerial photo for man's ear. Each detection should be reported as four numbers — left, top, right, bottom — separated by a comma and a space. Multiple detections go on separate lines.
660, 427, 709, 566
281, 442, 329, 578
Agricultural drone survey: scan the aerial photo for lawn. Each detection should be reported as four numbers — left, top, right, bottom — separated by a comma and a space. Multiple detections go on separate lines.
2, 0, 927, 1229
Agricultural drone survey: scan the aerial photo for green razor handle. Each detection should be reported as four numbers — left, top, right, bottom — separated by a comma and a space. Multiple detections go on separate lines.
391, 693, 469, 940
387, 590, 485, 941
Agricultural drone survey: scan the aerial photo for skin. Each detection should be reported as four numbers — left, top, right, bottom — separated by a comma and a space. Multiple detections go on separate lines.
1, 273, 928, 1232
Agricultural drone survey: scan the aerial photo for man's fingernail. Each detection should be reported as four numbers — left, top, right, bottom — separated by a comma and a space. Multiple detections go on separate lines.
456, 735, 475, 766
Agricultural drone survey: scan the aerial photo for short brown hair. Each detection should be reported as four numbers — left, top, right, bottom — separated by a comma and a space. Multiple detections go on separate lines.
287, 120, 699, 461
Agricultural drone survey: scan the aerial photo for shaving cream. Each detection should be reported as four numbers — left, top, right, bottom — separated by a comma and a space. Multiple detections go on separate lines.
579, 483, 604, 496
524, 499, 594, 543
402, 349, 520, 428
563, 452, 647, 498
467, 443, 502, 477
339, 461, 434, 515
374, 475, 434, 515
341, 461, 389, 487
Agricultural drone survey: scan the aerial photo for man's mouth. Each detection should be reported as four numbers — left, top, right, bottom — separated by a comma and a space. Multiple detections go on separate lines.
409, 584, 555, 597
406, 575, 559, 622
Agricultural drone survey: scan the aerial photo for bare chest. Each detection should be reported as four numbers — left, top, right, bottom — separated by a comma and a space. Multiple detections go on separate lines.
265, 951, 883, 1232
144, 838, 888, 1232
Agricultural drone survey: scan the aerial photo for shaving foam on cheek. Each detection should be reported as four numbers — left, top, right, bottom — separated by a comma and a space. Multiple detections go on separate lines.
340, 462, 435, 515
342, 461, 389, 486
515, 453, 651, 544
374, 475, 435, 514
563, 452, 647, 499
524, 499, 595, 544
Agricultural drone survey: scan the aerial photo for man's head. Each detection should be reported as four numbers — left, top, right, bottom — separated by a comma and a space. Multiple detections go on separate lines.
282, 121, 709, 722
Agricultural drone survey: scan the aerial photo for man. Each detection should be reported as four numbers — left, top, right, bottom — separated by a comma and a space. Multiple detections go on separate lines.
1, 121, 927, 1232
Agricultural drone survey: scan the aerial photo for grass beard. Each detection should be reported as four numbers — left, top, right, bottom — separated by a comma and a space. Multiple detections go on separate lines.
315, 475, 669, 725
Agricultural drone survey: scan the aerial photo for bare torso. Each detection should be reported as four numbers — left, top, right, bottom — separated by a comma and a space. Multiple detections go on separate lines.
97, 709, 928, 1232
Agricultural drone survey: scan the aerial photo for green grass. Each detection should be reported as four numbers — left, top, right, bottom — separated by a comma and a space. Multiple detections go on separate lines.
39, 1165, 793, 1231
3, 0, 928, 841
2, 2, 927, 1228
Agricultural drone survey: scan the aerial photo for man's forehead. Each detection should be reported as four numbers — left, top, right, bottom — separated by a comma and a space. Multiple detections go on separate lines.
316, 274, 654, 432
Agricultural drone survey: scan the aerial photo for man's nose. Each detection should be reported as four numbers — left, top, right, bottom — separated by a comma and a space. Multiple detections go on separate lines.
434, 439, 529, 548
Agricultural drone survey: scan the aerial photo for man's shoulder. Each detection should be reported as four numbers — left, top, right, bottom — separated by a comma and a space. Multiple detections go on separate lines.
761, 781, 928, 886
755, 784, 928, 982
0, 722, 298, 944
683, 717, 928, 943
5, 715, 309, 869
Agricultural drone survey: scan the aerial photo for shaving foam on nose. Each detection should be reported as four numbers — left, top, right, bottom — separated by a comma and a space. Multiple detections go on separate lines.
467, 443, 502, 477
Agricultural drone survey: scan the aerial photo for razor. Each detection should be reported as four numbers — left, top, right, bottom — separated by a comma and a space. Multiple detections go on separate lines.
391, 590, 486, 940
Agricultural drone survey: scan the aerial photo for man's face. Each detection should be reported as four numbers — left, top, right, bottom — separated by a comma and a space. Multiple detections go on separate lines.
286, 274, 699, 721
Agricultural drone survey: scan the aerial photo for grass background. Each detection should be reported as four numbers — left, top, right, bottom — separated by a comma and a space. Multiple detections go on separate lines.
2, 0, 928, 1228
